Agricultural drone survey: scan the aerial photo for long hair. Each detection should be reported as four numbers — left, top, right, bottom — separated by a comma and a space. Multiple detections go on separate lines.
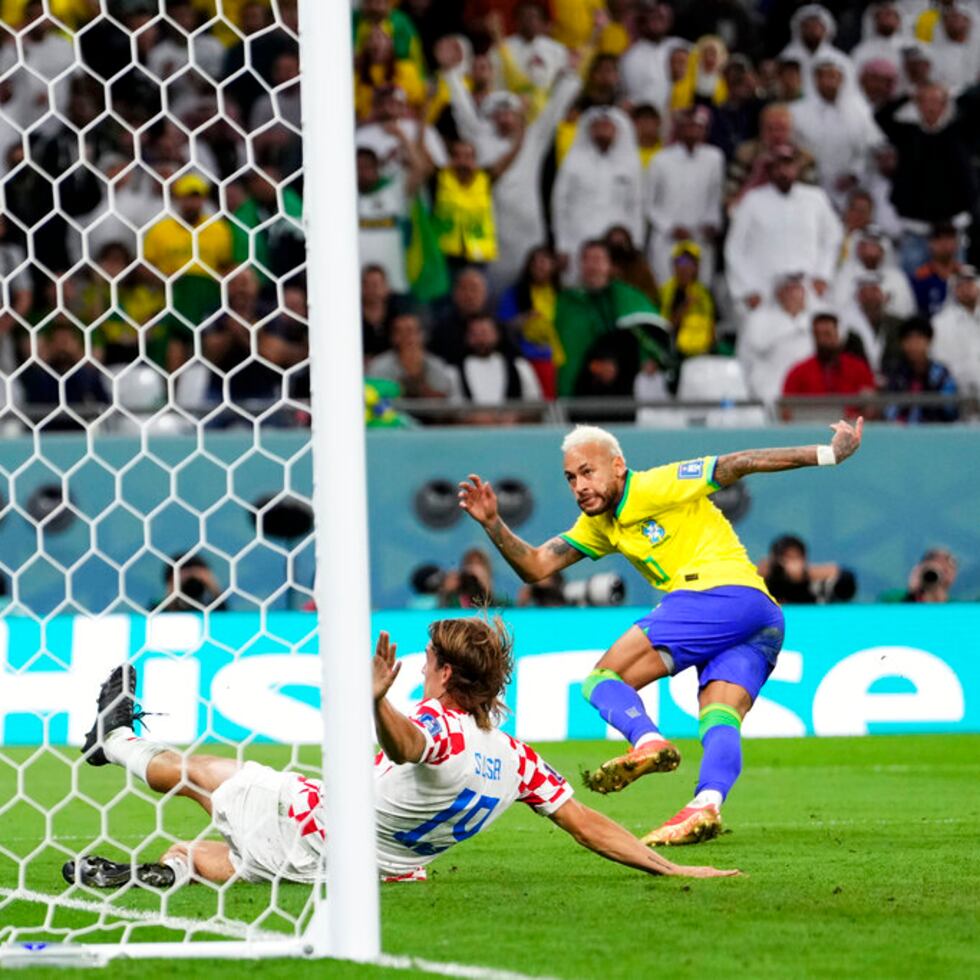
428, 615, 514, 730
515, 245, 560, 313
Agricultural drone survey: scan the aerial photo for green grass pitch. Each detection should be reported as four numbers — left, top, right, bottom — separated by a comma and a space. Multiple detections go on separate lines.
1, 734, 978, 979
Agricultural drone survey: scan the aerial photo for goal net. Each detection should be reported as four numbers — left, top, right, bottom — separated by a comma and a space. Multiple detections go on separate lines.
0, 0, 374, 963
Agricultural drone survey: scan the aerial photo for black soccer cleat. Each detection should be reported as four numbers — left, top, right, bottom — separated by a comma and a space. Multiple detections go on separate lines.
62, 855, 176, 890
81, 664, 147, 766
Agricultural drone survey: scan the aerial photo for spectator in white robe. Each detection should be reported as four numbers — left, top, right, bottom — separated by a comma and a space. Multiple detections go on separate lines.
146, 2, 226, 90
928, 5, 980, 95
853, 3, 907, 76
0, 5, 74, 135
443, 52, 581, 293
357, 134, 430, 293
931, 265, 980, 394
497, 1, 570, 95
791, 55, 885, 210
834, 227, 916, 318
724, 145, 843, 314
356, 86, 448, 180
865, 142, 904, 239
552, 107, 643, 286
738, 272, 815, 405
838, 273, 903, 370
645, 107, 724, 287
780, 4, 856, 97
619, 1, 679, 108
81, 156, 168, 262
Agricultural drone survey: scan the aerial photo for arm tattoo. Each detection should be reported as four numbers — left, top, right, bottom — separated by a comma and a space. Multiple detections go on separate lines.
547, 536, 575, 556
714, 446, 818, 486
486, 518, 529, 558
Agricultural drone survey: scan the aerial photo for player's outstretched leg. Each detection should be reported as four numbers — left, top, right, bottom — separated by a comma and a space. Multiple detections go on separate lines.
643, 698, 743, 846
581, 628, 680, 794
77, 665, 242, 884
82, 664, 238, 808
63, 841, 236, 889
62, 855, 178, 889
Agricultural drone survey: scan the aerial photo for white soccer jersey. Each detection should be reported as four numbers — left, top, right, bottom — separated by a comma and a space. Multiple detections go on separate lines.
373, 698, 573, 875
269, 698, 573, 880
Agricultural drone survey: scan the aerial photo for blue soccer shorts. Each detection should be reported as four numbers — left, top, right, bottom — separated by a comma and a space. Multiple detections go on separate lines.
634, 585, 785, 700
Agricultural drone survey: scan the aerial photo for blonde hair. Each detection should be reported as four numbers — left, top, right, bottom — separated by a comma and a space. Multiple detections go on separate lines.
560, 425, 625, 461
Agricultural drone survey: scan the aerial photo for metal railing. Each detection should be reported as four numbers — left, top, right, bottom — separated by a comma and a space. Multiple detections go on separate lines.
5, 391, 978, 430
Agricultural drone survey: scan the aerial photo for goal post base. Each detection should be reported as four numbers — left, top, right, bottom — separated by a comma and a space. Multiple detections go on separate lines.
0, 939, 314, 968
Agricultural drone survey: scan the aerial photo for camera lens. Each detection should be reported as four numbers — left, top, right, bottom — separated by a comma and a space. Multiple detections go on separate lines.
921, 567, 941, 585
181, 576, 207, 601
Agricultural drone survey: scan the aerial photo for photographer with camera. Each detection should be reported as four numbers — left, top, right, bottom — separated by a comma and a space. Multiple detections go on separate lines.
157, 554, 227, 613
433, 548, 504, 610
898, 548, 958, 604
760, 534, 857, 605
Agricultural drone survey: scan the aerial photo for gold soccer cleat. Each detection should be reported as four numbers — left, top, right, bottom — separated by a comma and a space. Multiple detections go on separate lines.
582, 739, 681, 794
642, 803, 722, 846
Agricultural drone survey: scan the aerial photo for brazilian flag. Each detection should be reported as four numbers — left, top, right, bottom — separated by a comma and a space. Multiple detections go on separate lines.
405, 194, 450, 303
364, 378, 412, 428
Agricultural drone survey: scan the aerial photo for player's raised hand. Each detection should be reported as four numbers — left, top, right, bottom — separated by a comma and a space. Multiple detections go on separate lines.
372, 631, 401, 702
829, 416, 863, 463
458, 474, 499, 526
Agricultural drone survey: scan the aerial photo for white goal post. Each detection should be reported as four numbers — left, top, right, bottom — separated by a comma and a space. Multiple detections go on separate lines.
0, 0, 378, 965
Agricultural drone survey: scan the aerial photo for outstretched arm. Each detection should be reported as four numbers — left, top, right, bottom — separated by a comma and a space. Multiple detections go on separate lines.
458, 474, 584, 582
550, 799, 740, 879
714, 417, 863, 487
372, 632, 425, 765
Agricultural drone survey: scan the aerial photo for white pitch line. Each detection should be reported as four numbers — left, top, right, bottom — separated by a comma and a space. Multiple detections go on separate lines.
748, 763, 980, 775
0, 892, 559, 980
379, 953, 558, 980
733, 816, 971, 829
0, 887, 285, 942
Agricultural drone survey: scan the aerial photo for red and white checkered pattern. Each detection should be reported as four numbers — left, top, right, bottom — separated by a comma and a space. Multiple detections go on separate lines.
508, 735, 573, 815
279, 698, 573, 878
411, 699, 467, 766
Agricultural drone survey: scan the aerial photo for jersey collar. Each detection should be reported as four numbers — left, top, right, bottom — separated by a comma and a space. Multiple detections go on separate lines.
614, 469, 633, 521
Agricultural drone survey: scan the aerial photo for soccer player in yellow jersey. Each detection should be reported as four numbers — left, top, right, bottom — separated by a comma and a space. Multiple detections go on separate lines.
458, 419, 863, 845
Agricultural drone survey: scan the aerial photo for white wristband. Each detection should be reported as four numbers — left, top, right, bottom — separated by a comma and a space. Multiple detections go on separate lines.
817, 445, 837, 466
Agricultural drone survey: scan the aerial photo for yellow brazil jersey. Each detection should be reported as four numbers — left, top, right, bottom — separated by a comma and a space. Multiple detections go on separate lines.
143, 215, 233, 279
433, 169, 497, 263
561, 458, 774, 600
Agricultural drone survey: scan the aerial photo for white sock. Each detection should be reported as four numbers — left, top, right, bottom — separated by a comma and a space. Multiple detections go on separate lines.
634, 732, 668, 750
691, 789, 723, 808
103, 729, 168, 784
162, 853, 192, 888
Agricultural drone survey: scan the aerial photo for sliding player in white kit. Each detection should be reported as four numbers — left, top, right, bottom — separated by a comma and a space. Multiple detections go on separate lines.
65, 617, 738, 889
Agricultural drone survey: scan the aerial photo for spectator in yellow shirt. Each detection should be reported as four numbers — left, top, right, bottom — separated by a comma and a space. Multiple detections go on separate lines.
353, 26, 427, 123
143, 174, 234, 355
2, 0, 94, 31
551, 0, 604, 52
434, 141, 510, 271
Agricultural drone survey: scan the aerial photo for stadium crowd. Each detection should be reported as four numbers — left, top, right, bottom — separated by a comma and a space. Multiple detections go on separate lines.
0, 0, 978, 430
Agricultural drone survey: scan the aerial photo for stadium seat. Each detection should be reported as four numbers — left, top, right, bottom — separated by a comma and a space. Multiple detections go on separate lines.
676, 357, 768, 427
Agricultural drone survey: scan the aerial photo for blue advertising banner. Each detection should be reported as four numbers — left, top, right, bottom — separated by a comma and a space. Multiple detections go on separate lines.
0, 606, 975, 746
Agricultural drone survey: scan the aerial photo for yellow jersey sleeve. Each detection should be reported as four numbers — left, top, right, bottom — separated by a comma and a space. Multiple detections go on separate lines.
142, 221, 165, 272
561, 513, 615, 561
627, 457, 721, 514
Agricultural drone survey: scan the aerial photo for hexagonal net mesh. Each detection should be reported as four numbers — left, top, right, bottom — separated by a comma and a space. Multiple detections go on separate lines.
0, 0, 328, 957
